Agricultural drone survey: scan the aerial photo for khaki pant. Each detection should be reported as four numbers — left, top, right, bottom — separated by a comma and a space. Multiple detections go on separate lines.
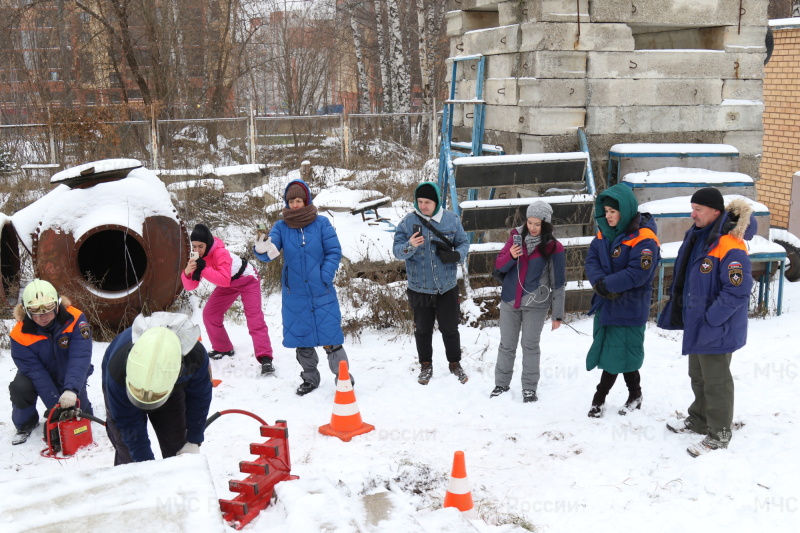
687, 353, 734, 443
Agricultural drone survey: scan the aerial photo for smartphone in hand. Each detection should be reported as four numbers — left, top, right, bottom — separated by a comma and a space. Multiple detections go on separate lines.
512, 234, 522, 247
413, 224, 422, 236
256, 223, 268, 237
190, 251, 199, 261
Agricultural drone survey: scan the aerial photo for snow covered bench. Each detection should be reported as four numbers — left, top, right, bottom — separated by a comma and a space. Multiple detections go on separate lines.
608, 143, 740, 185
622, 167, 756, 204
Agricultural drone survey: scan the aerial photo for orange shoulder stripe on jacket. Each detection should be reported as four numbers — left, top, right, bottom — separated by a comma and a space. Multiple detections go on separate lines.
622, 227, 660, 248
10, 306, 84, 346
708, 234, 747, 260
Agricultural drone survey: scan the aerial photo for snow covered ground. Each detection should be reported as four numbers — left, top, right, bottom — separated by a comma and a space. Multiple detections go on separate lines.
1, 203, 798, 532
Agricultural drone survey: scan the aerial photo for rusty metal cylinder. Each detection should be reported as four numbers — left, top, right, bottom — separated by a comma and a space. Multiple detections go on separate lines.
10, 160, 189, 336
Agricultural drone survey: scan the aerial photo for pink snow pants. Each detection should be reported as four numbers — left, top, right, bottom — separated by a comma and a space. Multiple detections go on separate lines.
203, 274, 273, 360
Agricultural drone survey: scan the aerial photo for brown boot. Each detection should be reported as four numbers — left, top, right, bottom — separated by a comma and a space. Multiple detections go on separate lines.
418, 362, 433, 385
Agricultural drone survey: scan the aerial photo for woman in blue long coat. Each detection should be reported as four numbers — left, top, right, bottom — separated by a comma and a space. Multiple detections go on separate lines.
584, 184, 660, 417
253, 179, 350, 396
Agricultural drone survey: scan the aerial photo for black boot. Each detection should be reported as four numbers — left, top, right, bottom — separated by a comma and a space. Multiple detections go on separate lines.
619, 371, 642, 415
588, 371, 618, 418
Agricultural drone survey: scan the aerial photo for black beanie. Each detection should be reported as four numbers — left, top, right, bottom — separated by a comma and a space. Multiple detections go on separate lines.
601, 196, 620, 210
690, 187, 725, 213
415, 183, 438, 204
190, 224, 214, 253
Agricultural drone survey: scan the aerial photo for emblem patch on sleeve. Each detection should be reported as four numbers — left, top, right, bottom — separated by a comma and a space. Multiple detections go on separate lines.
700, 258, 713, 274
611, 246, 621, 258
728, 261, 743, 286
79, 321, 91, 340
58, 336, 70, 349
641, 249, 653, 270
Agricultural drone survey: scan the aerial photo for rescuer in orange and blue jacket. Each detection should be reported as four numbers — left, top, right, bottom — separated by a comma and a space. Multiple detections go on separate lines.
658, 188, 755, 457
9, 279, 93, 444
584, 183, 661, 418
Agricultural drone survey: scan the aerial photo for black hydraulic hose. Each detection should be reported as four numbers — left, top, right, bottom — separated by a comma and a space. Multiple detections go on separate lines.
205, 409, 268, 429
76, 410, 106, 426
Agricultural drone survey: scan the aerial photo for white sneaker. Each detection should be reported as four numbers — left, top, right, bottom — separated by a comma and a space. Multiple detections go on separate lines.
687, 436, 728, 457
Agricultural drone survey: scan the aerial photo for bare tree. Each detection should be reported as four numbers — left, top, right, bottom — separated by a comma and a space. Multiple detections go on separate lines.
386, 0, 409, 113
344, 0, 370, 113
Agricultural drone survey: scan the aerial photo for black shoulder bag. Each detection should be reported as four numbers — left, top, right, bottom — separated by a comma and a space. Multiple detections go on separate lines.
415, 214, 461, 264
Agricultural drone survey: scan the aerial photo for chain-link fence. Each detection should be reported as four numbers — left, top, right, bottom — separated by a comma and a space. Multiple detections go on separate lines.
0, 111, 440, 174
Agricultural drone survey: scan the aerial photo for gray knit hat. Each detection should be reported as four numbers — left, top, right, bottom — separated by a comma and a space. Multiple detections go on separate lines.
526, 201, 553, 223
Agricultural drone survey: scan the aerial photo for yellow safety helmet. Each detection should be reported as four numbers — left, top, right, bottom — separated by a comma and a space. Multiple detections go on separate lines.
22, 279, 59, 317
125, 327, 182, 410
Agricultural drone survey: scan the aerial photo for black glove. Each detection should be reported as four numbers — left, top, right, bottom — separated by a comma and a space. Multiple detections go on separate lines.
594, 278, 621, 300
192, 258, 206, 281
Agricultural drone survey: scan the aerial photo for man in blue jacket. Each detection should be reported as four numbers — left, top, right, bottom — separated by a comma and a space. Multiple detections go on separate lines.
102, 312, 212, 464
658, 188, 754, 457
393, 181, 470, 385
9, 279, 93, 444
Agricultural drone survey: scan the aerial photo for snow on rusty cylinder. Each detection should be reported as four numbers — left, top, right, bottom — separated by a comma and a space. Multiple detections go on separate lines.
10, 159, 189, 337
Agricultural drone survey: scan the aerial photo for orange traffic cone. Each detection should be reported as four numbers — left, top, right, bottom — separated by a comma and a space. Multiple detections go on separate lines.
443, 451, 476, 518
318, 361, 374, 442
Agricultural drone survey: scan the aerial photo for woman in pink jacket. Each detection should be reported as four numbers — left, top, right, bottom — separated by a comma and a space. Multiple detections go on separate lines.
182, 224, 274, 375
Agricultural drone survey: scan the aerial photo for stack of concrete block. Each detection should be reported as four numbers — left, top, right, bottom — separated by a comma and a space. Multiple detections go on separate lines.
446, 0, 768, 182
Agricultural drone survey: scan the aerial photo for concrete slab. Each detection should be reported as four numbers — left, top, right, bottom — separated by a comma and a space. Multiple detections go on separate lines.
518, 50, 588, 78
520, 107, 586, 135
722, 80, 764, 102
450, 0, 503, 10
586, 104, 763, 135
723, 130, 763, 156
485, 78, 519, 105
500, 0, 590, 24
448, 52, 519, 82
462, 24, 521, 56
453, 78, 518, 105
588, 79, 723, 106
518, 78, 588, 107
520, 22, 634, 52
590, 0, 739, 25
447, 9, 500, 37
723, 25, 768, 53
587, 51, 762, 79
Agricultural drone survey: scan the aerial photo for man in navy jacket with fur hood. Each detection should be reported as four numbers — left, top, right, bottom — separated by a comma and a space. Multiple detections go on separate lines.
658, 188, 754, 457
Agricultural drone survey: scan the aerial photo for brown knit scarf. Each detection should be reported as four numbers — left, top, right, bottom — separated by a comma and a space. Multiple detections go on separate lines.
282, 204, 318, 229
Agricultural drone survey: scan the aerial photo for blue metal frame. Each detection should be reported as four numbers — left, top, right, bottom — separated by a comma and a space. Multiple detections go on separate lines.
437, 54, 488, 215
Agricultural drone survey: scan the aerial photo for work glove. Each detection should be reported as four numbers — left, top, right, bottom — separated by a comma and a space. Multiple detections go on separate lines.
176, 442, 200, 456
593, 278, 621, 300
58, 390, 77, 409
254, 234, 280, 260
191, 258, 206, 281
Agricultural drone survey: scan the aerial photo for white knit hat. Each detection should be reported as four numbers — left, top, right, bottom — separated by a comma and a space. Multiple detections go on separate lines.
526, 201, 553, 223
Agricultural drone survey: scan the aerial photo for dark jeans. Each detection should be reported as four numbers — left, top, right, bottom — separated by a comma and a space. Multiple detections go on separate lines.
407, 286, 461, 364
104, 387, 187, 465
9, 371, 93, 430
687, 352, 734, 443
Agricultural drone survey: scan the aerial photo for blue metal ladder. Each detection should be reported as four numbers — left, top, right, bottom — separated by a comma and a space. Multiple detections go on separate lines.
436, 54, 504, 213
